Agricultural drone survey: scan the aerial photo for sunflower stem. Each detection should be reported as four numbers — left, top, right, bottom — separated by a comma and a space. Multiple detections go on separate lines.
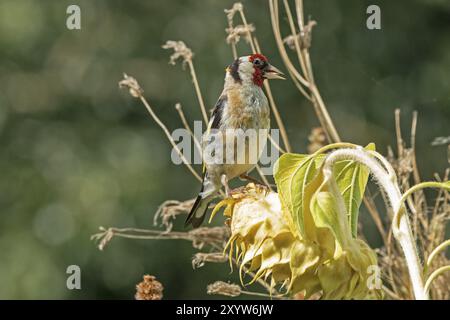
322, 147, 428, 300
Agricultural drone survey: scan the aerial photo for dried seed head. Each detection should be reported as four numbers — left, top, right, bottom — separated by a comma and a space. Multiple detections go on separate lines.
207, 281, 242, 297
119, 73, 143, 98
226, 24, 255, 45
431, 136, 450, 146
153, 199, 195, 232
307, 127, 327, 154
224, 3, 243, 22
135, 275, 164, 300
387, 146, 414, 178
188, 226, 230, 249
90, 226, 114, 251
192, 252, 227, 269
283, 20, 317, 50
162, 41, 194, 67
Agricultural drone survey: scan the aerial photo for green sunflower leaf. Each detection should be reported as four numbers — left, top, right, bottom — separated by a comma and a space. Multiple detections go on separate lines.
273, 153, 324, 237
333, 143, 375, 237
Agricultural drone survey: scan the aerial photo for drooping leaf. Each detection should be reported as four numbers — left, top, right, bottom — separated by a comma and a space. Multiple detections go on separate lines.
310, 190, 352, 250
274, 144, 375, 240
274, 153, 325, 237
333, 143, 375, 237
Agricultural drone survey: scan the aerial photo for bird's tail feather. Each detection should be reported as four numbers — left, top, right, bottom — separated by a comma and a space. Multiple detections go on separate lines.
185, 195, 212, 228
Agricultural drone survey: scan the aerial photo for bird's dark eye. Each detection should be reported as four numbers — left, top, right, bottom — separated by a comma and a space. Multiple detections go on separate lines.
253, 58, 261, 66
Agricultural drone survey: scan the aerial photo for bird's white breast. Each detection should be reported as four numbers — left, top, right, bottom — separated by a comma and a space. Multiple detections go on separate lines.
211, 84, 270, 179
221, 84, 270, 130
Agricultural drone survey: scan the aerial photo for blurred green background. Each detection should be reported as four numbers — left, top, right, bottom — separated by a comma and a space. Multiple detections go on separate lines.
0, 0, 449, 299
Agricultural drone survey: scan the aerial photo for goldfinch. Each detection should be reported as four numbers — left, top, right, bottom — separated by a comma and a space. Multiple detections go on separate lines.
185, 54, 284, 228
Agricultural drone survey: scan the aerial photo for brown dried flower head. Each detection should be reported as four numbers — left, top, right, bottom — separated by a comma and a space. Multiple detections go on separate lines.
135, 275, 164, 300
207, 281, 242, 297
283, 20, 317, 50
162, 40, 193, 67
153, 199, 195, 232
226, 24, 255, 45
224, 2, 243, 22
119, 73, 143, 98
192, 252, 227, 269
307, 126, 327, 154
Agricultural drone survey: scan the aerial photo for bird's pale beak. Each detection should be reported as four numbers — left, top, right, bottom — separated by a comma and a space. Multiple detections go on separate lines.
264, 64, 285, 80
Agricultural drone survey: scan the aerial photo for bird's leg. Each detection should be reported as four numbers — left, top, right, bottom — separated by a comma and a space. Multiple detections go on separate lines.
221, 174, 231, 198
239, 173, 272, 194
239, 174, 266, 187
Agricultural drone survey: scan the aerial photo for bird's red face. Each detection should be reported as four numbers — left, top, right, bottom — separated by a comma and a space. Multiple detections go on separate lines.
249, 54, 269, 87
227, 54, 285, 87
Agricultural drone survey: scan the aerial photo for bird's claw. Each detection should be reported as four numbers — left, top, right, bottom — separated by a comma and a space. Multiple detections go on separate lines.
239, 174, 272, 193
221, 174, 231, 198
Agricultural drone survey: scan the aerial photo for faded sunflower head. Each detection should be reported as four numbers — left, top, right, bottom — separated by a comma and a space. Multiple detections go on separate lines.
212, 181, 382, 300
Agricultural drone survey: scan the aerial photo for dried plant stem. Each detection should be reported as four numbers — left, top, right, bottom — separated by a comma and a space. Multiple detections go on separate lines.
309, 85, 341, 143
283, 0, 310, 80
363, 192, 388, 246
410, 112, 421, 185
93, 226, 279, 296
230, 42, 238, 60
385, 229, 403, 297
255, 165, 273, 191
162, 41, 209, 125
382, 285, 403, 300
240, 290, 285, 299
119, 74, 201, 182
409, 111, 428, 214
269, 133, 287, 154
394, 110, 426, 241
92, 226, 228, 251
175, 103, 202, 154
395, 109, 404, 156
264, 82, 292, 152
432, 169, 449, 217
294, 0, 316, 83
228, 23, 238, 60
269, 0, 340, 143
254, 39, 292, 153
137, 95, 202, 182
270, 0, 328, 139
269, 0, 309, 87
93, 227, 190, 241
237, 10, 257, 53
187, 60, 209, 125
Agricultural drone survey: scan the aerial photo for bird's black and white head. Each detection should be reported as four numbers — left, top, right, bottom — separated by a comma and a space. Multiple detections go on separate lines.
226, 53, 285, 87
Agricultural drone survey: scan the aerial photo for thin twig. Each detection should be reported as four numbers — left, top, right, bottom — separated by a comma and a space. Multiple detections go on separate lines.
255, 165, 273, 192
254, 38, 293, 152
269, 133, 287, 154
162, 41, 209, 124
175, 103, 202, 154
119, 74, 202, 182
269, 0, 340, 143
92, 226, 229, 251
187, 60, 209, 125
